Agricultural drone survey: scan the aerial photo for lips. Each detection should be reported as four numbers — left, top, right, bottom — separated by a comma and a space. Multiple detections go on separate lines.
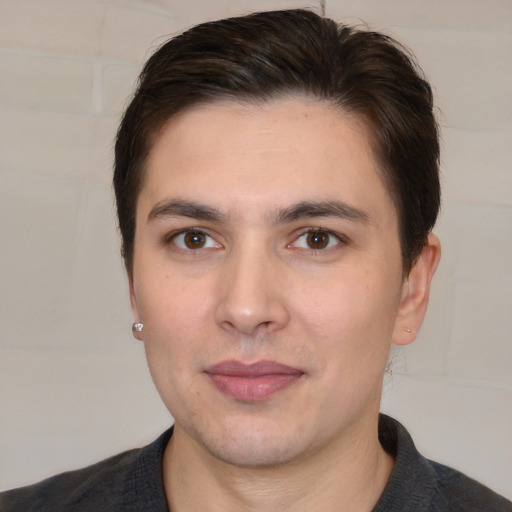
205, 360, 304, 402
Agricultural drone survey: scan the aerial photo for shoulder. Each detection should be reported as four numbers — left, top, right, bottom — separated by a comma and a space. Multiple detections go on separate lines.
426, 459, 512, 512
376, 415, 512, 512
0, 449, 140, 511
0, 429, 172, 512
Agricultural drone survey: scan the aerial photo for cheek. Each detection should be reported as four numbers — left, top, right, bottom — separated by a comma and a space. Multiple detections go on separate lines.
137, 268, 211, 326
299, 269, 399, 327
294, 267, 401, 363
139, 287, 210, 416
135, 275, 214, 377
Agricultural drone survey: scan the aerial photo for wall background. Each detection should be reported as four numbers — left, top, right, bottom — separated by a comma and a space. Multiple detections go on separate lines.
0, 0, 511, 498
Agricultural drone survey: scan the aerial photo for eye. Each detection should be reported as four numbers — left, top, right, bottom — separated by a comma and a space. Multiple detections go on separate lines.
172, 230, 220, 251
292, 229, 343, 251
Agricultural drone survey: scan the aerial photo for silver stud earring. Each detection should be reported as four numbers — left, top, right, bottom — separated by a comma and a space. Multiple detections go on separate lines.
404, 327, 413, 333
132, 322, 144, 333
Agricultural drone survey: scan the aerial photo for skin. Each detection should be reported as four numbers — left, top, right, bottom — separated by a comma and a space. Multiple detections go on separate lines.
130, 97, 440, 511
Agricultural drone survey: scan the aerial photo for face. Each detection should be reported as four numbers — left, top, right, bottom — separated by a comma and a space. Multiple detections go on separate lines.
130, 98, 422, 468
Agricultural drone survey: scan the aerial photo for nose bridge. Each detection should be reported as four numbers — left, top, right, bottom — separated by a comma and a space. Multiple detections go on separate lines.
215, 235, 289, 335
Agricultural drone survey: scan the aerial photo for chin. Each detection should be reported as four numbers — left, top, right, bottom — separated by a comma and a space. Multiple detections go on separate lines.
207, 434, 301, 468
190, 415, 310, 468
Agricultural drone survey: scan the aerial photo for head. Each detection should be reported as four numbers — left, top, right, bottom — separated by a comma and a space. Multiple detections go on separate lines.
114, 9, 441, 470
114, 8, 440, 277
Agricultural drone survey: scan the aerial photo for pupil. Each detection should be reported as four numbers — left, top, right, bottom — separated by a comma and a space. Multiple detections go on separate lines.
307, 231, 328, 249
184, 232, 205, 249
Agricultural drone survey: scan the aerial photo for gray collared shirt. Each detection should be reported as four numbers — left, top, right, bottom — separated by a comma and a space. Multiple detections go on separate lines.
1, 415, 510, 511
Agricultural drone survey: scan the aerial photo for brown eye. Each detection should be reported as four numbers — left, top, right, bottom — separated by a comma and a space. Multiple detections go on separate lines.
170, 230, 221, 252
306, 230, 330, 249
183, 231, 206, 249
291, 229, 342, 251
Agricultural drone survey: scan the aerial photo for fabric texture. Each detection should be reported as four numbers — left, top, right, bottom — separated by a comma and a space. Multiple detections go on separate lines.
1, 416, 510, 511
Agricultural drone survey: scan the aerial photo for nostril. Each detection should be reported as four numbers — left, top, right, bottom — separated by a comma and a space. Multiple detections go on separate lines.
214, 261, 290, 335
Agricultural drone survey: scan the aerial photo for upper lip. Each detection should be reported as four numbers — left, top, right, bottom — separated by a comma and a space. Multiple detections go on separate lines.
205, 360, 303, 377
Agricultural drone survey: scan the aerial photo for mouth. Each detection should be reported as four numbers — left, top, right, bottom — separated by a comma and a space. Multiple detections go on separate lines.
205, 360, 304, 402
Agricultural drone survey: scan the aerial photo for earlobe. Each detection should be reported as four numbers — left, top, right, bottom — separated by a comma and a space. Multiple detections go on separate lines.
392, 233, 441, 346
129, 277, 144, 341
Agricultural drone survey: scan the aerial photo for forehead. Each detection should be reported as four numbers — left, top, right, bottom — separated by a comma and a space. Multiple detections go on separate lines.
140, 98, 396, 224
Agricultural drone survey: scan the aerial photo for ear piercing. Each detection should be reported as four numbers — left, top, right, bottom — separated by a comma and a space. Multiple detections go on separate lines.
132, 322, 144, 333
404, 327, 413, 333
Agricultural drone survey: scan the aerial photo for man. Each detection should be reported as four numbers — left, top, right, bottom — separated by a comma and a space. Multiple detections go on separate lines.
1, 9, 510, 512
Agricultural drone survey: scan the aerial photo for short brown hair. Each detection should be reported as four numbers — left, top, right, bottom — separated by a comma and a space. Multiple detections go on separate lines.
114, 9, 440, 274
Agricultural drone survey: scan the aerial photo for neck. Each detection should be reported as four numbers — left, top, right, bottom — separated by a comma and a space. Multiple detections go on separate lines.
163, 415, 394, 512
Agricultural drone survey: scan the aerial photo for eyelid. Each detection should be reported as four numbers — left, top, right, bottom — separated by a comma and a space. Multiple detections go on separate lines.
162, 226, 348, 252
165, 228, 222, 251
289, 228, 348, 250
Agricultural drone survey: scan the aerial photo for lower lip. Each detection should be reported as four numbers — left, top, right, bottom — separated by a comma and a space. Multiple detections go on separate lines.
208, 373, 302, 402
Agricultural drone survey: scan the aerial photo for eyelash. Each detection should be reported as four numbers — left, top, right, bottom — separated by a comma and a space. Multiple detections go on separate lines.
165, 229, 220, 252
290, 228, 347, 252
164, 227, 348, 253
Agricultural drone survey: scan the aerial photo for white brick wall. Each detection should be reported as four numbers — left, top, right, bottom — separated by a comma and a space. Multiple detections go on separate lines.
0, 51, 93, 111
100, 5, 178, 61
0, 1, 104, 54
1, 0, 510, 499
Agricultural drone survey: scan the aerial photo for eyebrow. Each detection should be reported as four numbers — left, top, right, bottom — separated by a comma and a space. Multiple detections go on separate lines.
274, 200, 370, 225
148, 199, 226, 223
147, 199, 370, 225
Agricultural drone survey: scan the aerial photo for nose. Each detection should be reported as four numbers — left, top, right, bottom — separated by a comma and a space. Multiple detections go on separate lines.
214, 244, 290, 336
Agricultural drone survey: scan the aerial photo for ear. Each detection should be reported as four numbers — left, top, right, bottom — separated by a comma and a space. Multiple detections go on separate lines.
392, 233, 441, 346
129, 276, 144, 342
